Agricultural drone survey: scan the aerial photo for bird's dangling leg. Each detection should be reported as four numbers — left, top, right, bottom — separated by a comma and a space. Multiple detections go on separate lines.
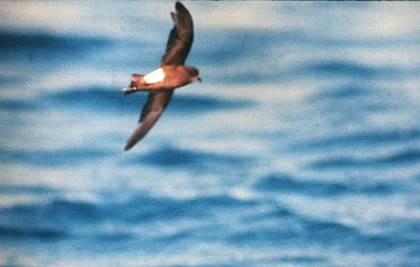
122, 74, 146, 95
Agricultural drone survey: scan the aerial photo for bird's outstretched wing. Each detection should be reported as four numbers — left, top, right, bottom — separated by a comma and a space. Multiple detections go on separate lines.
160, 2, 194, 66
124, 91, 173, 150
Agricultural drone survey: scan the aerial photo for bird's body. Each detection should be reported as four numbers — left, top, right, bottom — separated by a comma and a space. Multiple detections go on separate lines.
124, 65, 200, 93
122, 2, 200, 151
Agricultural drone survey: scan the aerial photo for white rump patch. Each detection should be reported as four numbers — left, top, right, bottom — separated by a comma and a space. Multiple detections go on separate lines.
144, 68, 165, 84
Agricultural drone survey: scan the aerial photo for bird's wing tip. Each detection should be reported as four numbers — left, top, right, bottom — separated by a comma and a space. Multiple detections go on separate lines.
175, 1, 187, 11
124, 140, 137, 151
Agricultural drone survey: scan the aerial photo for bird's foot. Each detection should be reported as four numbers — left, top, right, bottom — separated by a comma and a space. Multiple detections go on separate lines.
122, 86, 140, 95
122, 74, 145, 95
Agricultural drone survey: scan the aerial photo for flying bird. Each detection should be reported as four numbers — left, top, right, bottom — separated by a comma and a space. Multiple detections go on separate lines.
122, 2, 201, 151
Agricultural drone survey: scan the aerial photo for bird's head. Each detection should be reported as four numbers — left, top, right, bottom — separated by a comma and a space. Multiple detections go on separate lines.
187, 66, 202, 83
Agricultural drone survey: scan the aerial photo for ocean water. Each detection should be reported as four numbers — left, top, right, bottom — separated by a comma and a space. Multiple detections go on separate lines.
1, 2, 420, 266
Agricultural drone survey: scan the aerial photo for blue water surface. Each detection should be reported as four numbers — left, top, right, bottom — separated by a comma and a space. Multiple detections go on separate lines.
1, 2, 420, 266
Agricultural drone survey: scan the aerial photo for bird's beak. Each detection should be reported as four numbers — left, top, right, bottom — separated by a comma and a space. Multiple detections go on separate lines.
197, 77, 202, 82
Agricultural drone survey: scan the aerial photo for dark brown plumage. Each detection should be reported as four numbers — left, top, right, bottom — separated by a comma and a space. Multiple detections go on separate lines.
122, 2, 200, 151
161, 2, 194, 66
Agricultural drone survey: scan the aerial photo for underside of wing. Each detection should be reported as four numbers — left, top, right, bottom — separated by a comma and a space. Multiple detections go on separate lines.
124, 91, 174, 150
160, 2, 194, 66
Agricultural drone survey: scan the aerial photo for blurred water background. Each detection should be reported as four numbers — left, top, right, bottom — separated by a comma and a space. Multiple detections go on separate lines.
1, 1, 420, 266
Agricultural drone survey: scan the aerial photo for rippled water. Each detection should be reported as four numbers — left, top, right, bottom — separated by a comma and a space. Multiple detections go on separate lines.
1, 2, 420, 266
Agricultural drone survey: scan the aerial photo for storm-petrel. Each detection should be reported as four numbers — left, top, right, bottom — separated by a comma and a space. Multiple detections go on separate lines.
122, 2, 200, 151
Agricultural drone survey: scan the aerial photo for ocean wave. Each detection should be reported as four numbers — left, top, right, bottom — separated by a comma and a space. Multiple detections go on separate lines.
0, 31, 111, 69
115, 194, 207, 223
0, 199, 103, 241
255, 174, 348, 196
152, 229, 193, 244
0, 193, 257, 236
379, 148, 420, 164
168, 94, 253, 111
0, 185, 57, 194
0, 98, 38, 111
211, 71, 289, 85
94, 232, 135, 242
128, 145, 248, 169
43, 86, 136, 113
309, 148, 420, 169
304, 219, 356, 240
309, 157, 366, 169
241, 207, 295, 223
43, 86, 252, 114
272, 255, 327, 265
313, 84, 373, 100
0, 198, 102, 224
119, 193, 256, 224
0, 147, 112, 167
0, 225, 65, 240
195, 29, 296, 65
0, 73, 29, 87
255, 173, 394, 196
302, 60, 396, 78
292, 128, 420, 150
0, 30, 109, 51
230, 217, 357, 248
229, 227, 299, 245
